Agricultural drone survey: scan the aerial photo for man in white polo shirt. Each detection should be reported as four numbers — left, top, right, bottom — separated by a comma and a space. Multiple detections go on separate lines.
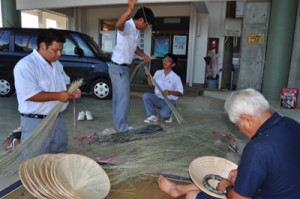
108, 0, 154, 133
14, 28, 81, 154
143, 53, 183, 123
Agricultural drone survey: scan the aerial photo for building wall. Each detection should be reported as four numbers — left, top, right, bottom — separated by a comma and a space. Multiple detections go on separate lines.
80, 3, 210, 84
188, 13, 209, 85
237, 2, 270, 90
11, 0, 300, 103
10, 1, 239, 86
206, 2, 226, 79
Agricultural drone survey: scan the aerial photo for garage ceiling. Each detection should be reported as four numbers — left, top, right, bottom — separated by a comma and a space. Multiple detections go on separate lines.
16, 0, 270, 10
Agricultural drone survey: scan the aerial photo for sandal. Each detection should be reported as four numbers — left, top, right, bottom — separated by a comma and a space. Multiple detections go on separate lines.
2, 127, 21, 150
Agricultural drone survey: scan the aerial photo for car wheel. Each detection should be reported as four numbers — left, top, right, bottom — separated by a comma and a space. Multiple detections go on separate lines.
0, 77, 15, 97
91, 78, 112, 100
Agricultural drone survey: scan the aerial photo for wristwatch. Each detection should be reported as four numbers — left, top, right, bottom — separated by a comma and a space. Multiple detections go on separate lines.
224, 185, 234, 196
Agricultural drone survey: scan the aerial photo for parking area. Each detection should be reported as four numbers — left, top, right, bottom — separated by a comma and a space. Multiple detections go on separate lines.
1, 90, 300, 198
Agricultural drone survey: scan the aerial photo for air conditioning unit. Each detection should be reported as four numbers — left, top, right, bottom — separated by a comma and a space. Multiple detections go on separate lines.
224, 18, 242, 37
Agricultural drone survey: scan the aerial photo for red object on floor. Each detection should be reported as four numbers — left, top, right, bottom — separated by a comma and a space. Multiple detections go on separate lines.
280, 88, 298, 109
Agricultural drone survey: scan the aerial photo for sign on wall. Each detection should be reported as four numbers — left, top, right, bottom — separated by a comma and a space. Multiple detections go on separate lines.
154, 36, 169, 57
173, 35, 187, 55
248, 34, 262, 44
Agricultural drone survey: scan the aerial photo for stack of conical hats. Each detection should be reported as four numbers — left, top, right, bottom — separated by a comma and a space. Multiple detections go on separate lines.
19, 153, 110, 199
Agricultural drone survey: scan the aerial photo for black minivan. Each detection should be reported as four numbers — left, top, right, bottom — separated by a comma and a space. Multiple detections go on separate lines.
0, 28, 112, 100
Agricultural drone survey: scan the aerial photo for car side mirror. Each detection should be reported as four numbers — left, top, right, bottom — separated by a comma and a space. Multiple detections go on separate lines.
74, 47, 84, 57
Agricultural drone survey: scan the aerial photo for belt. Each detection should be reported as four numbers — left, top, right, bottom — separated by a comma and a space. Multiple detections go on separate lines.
21, 113, 47, 119
111, 61, 130, 67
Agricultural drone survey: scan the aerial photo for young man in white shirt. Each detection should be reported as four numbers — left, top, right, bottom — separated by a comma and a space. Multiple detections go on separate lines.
143, 53, 183, 123
109, 0, 154, 133
14, 29, 81, 154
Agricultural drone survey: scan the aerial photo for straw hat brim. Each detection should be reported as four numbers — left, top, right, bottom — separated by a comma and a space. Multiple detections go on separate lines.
189, 156, 237, 199
51, 154, 110, 199
19, 159, 44, 198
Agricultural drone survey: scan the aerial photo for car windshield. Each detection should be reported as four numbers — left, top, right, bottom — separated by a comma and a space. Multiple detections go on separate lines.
80, 34, 108, 59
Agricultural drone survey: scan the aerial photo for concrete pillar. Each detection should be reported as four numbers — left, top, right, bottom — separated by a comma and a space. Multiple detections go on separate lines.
221, 1, 235, 90
236, 2, 270, 91
1, 0, 21, 27
288, 0, 300, 107
262, 0, 298, 101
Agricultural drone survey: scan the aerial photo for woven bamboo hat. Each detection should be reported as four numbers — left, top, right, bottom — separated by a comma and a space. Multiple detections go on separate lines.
50, 154, 110, 199
38, 154, 68, 198
189, 156, 238, 199
19, 159, 43, 199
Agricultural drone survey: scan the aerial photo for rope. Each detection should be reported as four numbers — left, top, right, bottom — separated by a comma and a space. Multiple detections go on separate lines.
73, 98, 77, 128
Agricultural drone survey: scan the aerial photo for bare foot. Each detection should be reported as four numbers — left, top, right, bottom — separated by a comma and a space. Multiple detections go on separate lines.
157, 175, 182, 198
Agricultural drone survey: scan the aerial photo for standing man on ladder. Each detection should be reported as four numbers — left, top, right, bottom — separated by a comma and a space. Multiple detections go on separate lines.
107, 0, 154, 133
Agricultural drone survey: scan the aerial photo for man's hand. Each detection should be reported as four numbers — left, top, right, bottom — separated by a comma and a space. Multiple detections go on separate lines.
57, 89, 81, 102
162, 90, 173, 96
217, 178, 233, 193
142, 54, 151, 62
216, 169, 237, 193
128, 0, 138, 7
228, 169, 238, 184
145, 68, 151, 76
71, 88, 82, 99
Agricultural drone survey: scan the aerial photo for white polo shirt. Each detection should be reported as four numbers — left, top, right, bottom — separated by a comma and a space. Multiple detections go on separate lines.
153, 70, 184, 100
111, 18, 140, 64
14, 49, 70, 115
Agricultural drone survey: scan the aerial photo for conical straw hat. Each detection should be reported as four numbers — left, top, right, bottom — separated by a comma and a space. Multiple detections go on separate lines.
50, 154, 110, 199
34, 154, 66, 198
39, 154, 70, 199
19, 160, 41, 198
19, 154, 64, 198
189, 156, 237, 199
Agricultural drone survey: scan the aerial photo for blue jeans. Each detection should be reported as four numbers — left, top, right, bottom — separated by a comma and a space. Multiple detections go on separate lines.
143, 92, 175, 119
108, 63, 130, 132
20, 113, 68, 155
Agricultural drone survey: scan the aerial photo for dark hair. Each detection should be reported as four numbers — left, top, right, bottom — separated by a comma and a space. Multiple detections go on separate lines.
164, 53, 177, 64
37, 28, 66, 49
133, 7, 154, 25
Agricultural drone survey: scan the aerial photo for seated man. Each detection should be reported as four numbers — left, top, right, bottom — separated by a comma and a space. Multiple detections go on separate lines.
143, 53, 183, 123
158, 88, 300, 199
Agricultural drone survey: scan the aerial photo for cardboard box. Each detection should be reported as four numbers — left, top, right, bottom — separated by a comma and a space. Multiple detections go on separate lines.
280, 88, 298, 109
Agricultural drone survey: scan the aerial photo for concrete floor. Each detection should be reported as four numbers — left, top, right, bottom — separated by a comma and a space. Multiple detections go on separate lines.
1, 89, 300, 199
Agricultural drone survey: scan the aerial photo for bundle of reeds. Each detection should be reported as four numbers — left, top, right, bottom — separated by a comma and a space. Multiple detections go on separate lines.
0, 79, 83, 191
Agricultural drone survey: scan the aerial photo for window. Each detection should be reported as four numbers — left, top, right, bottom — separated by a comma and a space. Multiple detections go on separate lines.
14, 35, 37, 52
99, 19, 117, 53
62, 37, 76, 56
71, 33, 94, 57
81, 34, 107, 58
21, 10, 67, 30
101, 19, 116, 31
0, 31, 10, 51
